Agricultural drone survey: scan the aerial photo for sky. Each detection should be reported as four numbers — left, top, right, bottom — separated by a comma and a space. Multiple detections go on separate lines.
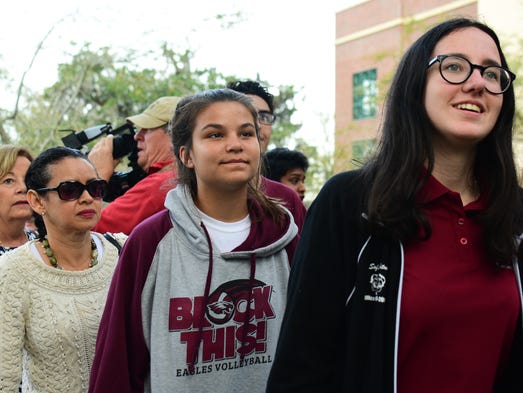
0, 0, 356, 152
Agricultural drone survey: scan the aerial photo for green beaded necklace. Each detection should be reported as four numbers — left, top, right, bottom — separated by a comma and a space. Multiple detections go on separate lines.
41, 237, 98, 270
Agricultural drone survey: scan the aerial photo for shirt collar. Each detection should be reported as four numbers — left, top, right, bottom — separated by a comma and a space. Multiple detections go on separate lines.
148, 159, 175, 174
416, 168, 487, 211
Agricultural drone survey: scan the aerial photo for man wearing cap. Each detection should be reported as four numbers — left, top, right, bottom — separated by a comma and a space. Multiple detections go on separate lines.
89, 96, 180, 235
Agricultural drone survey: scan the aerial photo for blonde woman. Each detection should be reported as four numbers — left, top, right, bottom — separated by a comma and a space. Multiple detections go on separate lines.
0, 145, 35, 255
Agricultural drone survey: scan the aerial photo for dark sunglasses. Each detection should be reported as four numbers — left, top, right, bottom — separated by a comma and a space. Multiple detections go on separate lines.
36, 179, 107, 201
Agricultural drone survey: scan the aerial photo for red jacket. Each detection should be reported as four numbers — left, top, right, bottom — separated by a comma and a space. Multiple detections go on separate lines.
93, 160, 176, 235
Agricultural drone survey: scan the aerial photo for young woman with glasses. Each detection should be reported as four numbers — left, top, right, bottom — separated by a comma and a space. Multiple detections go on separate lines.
0, 146, 126, 392
267, 18, 523, 392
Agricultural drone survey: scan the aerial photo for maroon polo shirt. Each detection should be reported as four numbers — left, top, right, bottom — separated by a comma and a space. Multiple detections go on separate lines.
398, 173, 520, 393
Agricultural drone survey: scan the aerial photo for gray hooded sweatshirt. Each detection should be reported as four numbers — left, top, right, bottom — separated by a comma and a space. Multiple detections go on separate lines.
89, 185, 299, 393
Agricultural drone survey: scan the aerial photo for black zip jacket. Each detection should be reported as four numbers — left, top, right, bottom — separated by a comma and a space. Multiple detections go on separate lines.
266, 169, 523, 393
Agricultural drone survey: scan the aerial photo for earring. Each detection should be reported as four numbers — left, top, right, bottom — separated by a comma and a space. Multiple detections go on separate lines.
41, 211, 46, 216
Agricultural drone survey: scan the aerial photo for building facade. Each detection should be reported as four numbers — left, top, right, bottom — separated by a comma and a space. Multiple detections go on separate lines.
335, 0, 522, 171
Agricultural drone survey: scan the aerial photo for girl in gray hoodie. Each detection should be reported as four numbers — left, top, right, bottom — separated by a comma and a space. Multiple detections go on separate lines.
89, 88, 299, 393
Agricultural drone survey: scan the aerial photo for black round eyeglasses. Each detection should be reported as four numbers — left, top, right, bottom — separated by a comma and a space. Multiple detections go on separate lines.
427, 54, 515, 94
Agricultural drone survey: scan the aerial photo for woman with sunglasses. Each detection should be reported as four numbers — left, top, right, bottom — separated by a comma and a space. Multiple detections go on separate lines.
0, 145, 36, 256
0, 146, 126, 393
267, 18, 523, 392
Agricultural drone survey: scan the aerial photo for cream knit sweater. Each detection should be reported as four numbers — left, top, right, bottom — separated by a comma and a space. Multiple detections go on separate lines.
0, 233, 125, 393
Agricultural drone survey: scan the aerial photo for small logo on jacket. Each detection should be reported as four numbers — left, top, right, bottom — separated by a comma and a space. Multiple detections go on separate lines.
364, 262, 387, 303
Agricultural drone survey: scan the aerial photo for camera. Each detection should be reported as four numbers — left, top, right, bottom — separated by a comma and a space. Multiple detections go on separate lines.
61, 123, 135, 159
61, 123, 147, 202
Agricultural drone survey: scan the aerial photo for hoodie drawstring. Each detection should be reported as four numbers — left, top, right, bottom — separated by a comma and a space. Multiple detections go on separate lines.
188, 222, 258, 372
188, 222, 214, 374
240, 253, 257, 360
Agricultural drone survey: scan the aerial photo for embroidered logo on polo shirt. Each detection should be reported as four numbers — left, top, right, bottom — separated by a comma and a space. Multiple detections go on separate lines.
364, 263, 387, 303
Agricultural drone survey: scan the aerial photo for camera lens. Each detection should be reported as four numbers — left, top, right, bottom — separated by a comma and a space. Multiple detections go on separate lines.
112, 134, 137, 159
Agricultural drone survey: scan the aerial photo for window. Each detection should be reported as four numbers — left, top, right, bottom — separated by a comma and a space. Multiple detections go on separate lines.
353, 69, 378, 120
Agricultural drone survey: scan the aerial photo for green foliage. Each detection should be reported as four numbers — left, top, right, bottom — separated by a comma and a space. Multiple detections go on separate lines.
291, 112, 335, 203
296, 137, 334, 203
4, 41, 309, 161
502, 36, 523, 175
504, 37, 523, 136
0, 40, 330, 199
8, 44, 229, 153
269, 84, 302, 149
